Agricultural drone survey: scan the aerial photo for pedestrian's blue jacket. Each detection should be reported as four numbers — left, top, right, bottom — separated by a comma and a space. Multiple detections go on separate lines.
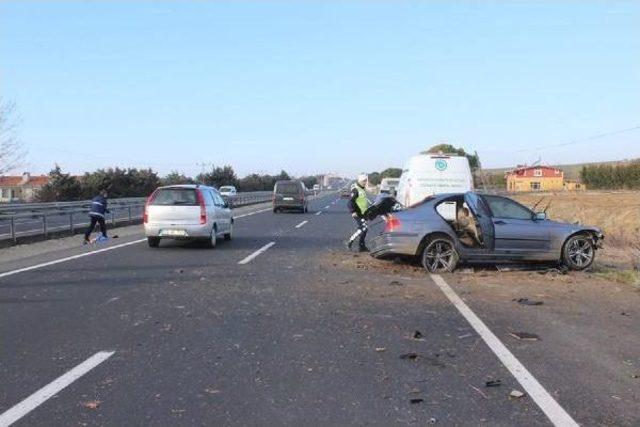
89, 195, 108, 217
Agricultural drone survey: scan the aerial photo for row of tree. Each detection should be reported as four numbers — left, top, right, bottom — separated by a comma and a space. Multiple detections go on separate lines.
580, 161, 640, 189
36, 165, 315, 202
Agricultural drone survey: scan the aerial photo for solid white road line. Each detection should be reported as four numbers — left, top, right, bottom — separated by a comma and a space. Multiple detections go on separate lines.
238, 242, 276, 265
295, 220, 308, 229
315, 211, 322, 216
235, 207, 272, 219
429, 274, 578, 427
0, 351, 115, 426
0, 239, 146, 280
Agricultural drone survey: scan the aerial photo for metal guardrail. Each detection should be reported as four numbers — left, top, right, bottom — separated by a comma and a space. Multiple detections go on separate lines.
0, 191, 276, 244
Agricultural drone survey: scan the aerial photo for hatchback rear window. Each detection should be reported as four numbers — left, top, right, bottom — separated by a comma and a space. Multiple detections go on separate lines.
151, 188, 198, 206
276, 183, 301, 194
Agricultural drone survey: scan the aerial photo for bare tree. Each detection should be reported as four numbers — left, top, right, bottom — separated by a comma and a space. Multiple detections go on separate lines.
0, 98, 26, 175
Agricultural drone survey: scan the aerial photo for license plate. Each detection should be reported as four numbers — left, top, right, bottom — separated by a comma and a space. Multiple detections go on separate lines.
283, 197, 294, 201
160, 229, 187, 237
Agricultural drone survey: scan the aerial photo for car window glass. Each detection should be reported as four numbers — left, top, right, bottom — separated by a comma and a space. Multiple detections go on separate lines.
213, 192, 225, 206
483, 195, 532, 220
151, 189, 197, 206
202, 190, 214, 206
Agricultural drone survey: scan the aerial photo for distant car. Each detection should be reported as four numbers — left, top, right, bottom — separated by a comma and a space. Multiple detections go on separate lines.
219, 186, 237, 197
273, 180, 308, 213
340, 188, 351, 199
369, 191, 603, 273
144, 185, 233, 248
313, 184, 321, 191
379, 178, 400, 196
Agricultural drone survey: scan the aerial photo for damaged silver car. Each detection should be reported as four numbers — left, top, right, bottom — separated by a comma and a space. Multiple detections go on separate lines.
368, 192, 604, 273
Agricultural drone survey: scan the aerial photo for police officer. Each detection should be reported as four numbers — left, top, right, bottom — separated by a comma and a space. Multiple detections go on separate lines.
346, 174, 371, 252
84, 189, 109, 243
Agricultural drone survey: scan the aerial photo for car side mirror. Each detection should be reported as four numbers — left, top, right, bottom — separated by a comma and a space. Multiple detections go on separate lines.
534, 212, 546, 221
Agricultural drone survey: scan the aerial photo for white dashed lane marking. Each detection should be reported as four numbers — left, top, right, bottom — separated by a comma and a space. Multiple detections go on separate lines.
238, 242, 276, 265
430, 274, 578, 427
0, 351, 115, 426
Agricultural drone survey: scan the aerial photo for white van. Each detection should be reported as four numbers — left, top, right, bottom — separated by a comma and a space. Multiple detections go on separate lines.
395, 154, 474, 207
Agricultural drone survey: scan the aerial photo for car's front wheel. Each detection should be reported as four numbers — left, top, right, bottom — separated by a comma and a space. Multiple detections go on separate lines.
562, 234, 595, 270
147, 237, 160, 248
421, 237, 459, 273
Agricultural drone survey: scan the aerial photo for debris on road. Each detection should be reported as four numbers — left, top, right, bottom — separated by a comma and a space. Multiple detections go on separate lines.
509, 331, 541, 341
204, 388, 221, 394
80, 400, 101, 410
509, 390, 525, 399
496, 264, 530, 272
428, 417, 437, 424
485, 380, 502, 387
388, 280, 404, 286
538, 266, 569, 275
412, 330, 424, 340
514, 298, 544, 306
457, 333, 473, 339
399, 352, 419, 361
469, 384, 489, 399
457, 267, 475, 274
112, 234, 119, 238
375, 347, 387, 352
409, 398, 424, 404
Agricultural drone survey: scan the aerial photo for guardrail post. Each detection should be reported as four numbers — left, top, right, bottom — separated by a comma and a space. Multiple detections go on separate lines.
111, 211, 116, 225
11, 216, 16, 244
128, 206, 132, 221
69, 212, 74, 234
43, 213, 48, 237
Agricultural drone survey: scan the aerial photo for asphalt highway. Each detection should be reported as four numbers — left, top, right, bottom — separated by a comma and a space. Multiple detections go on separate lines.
1, 193, 637, 426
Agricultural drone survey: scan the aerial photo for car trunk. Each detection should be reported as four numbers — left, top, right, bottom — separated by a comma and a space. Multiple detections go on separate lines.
275, 183, 304, 204
147, 188, 202, 225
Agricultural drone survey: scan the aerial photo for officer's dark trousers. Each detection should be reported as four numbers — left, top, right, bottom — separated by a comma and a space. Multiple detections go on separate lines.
84, 215, 107, 240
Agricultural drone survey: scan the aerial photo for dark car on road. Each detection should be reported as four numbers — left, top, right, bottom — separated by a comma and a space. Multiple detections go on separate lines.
369, 192, 604, 273
340, 187, 351, 199
273, 180, 308, 213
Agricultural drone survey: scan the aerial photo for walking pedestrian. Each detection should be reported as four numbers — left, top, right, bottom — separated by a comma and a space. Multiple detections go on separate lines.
84, 189, 109, 244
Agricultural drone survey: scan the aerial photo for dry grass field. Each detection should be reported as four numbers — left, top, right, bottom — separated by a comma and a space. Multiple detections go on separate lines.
512, 191, 640, 274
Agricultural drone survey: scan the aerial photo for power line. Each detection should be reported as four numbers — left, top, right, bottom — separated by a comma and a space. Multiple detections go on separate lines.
482, 125, 640, 154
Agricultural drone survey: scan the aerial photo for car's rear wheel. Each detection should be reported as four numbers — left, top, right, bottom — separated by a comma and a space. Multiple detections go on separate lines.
421, 237, 458, 273
147, 237, 160, 248
206, 226, 217, 249
562, 234, 595, 270
224, 222, 233, 241
273, 207, 279, 213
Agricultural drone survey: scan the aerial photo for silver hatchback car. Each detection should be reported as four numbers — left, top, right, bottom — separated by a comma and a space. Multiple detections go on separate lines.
144, 185, 233, 248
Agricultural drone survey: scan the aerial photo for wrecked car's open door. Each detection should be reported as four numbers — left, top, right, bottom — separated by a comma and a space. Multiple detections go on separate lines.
463, 192, 495, 251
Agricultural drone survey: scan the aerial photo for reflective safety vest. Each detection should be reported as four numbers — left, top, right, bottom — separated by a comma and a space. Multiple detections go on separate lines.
355, 185, 369, 214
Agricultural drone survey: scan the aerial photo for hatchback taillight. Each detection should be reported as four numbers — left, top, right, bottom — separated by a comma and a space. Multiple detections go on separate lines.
384, 215, 401, 233
196, 189, 206, 224
143, 190, 158, 224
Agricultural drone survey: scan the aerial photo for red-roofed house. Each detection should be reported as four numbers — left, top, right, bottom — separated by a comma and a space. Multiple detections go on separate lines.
0, 173, 50, 202
505, 166, 564, 192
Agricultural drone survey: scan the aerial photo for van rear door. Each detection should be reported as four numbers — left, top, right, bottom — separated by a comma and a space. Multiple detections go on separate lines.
147, 188, 202, 225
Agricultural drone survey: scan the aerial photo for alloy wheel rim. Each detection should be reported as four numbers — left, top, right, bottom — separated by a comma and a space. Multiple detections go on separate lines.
425, 240, 455, 272
568, 237, 593, 267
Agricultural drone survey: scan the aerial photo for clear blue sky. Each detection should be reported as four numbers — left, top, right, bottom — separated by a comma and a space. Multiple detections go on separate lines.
1, 1, 639, 177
